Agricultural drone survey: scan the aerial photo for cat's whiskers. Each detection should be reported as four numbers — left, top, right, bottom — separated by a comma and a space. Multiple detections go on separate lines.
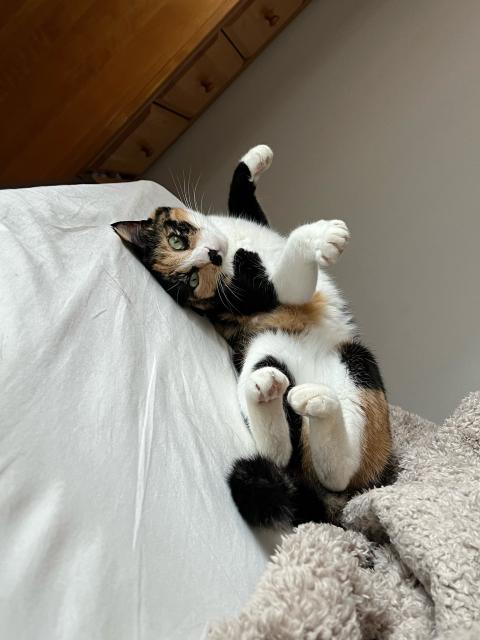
165, 282, 180, 295
169, 170, 183, 205
171, 169, 195, 212
218, 275, 242, 315
187, 168, 194, 209
223, 279, 243, 303
215, 274, 229, 310
182, 169, 189, 209
223, 275, 246, 298
192, 174, 201, 211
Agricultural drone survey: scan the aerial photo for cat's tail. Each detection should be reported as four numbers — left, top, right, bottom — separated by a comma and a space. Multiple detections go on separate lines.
228, 455, 296, 528
228, 455, 352, 528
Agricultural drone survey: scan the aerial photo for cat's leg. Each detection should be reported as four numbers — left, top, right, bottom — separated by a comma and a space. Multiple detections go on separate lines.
272, 220, 350, 305
228, 145, 273, 227
287, 383, 362, 491
238, 357, 293, 467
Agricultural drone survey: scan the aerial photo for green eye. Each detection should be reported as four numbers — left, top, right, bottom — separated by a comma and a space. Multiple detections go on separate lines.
189, 271, 199, 288
168, 236, 186, 250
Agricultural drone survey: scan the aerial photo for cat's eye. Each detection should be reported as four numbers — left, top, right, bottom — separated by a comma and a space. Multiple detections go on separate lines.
189, 272, 199, 289
168, 235, 187, 251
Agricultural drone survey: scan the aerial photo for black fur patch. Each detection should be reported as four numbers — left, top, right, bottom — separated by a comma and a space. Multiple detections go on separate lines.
291, 481, 327, 526
164, 219, 195, 235
221, 249, 278, 315
228, 162, 269, 227
228, 456, 295, 528
150, 270, 191, 306
339, 341, 386, 392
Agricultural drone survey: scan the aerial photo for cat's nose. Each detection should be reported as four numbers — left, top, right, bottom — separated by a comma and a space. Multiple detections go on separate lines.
208, 249, 222, 266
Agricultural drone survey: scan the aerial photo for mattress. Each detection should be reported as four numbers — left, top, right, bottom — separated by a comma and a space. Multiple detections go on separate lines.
0, 181, 270, 640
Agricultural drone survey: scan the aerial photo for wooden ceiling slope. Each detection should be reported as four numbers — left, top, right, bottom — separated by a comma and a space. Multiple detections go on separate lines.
0, 0, 241, 186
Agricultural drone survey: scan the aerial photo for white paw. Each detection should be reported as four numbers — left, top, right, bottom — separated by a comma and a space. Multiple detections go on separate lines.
294, 219, 350, 267
287, 383, 339, 417
241, 145, 273, 183
247, 367, 289, 403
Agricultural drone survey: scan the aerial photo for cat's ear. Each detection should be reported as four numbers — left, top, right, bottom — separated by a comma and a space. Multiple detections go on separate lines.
111, 219, 152, 249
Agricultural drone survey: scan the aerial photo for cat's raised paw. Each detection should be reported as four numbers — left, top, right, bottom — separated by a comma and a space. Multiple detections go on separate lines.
294, 219, 349, 267
313, 219, 349, 266
247, 367, 289, 403
287, 383, 340, 417
241, 145, 273, 183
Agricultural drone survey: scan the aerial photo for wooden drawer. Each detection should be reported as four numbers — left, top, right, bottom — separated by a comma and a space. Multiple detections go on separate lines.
96, 105, 188, 175
223, 0, 305, 58
156, 32, 244, 118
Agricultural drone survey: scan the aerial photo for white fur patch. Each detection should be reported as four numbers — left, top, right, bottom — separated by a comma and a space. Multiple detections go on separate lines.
247, 367, 289, 403
291, 220, 350, 267
240, 145, 273, 183
288, 383, 339, 417
238, 363, 292, 467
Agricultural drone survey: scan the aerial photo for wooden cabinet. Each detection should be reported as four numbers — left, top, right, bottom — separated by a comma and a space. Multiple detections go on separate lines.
157, 33, 244, 118
224, 0, 306, 58
95, 106, 189, 175
0, 0, 310, 186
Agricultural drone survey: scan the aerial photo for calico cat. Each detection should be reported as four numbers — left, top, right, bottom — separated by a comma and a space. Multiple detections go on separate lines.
112, 145, 392, 528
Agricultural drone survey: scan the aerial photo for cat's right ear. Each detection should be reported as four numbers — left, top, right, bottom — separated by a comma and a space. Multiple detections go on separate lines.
111, 219, 152, 250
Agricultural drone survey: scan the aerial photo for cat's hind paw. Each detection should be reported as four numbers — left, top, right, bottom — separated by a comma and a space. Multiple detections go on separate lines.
287, 383, 340, 418
247, 367, 289, 404
241, 145, 273, 183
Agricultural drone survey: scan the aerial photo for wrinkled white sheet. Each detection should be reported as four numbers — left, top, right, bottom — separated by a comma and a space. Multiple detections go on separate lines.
0, 181, 269, 640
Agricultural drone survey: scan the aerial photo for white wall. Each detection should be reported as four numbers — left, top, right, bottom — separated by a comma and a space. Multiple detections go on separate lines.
146, 0, 480, 423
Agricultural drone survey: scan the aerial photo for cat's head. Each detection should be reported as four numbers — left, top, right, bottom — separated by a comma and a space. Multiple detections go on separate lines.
112, 206, 229, 308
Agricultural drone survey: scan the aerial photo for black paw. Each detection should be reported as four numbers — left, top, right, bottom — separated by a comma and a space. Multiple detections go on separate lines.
233, 248, 262, 276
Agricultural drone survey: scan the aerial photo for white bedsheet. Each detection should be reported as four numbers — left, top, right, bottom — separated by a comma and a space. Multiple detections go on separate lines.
0, 181, 269, 640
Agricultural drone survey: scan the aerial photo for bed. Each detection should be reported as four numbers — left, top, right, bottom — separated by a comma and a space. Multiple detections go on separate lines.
0, 181, 270, 639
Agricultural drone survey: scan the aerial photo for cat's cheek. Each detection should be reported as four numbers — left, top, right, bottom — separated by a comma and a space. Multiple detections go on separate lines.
194, 264, 219, 299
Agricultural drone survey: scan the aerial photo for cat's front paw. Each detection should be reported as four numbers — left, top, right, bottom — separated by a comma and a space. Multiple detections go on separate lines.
233, 248, 262, 273
314, 219, 349, 266
241, 145, 273, 183
294, 220, 350, 267
287, 383, 339, 418
247, 367, 289, 403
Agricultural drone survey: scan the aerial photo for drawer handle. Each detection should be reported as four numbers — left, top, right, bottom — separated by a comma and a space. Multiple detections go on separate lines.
200, 79, 215, 94
140, 144, 154, 158
264, 11, 280, 27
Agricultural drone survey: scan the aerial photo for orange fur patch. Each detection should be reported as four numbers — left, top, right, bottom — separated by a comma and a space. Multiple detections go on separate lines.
194, 264, 220, 299
169, 207, 194, 223
348, 389, 391, 490
251, 292, 326, 334
216, 292, 326, 340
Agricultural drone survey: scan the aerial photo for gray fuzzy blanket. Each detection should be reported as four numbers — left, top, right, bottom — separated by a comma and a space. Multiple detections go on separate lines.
208, 392, 480, 639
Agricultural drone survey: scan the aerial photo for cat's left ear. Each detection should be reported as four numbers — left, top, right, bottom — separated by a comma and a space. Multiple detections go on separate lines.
111, 219, 152, 249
